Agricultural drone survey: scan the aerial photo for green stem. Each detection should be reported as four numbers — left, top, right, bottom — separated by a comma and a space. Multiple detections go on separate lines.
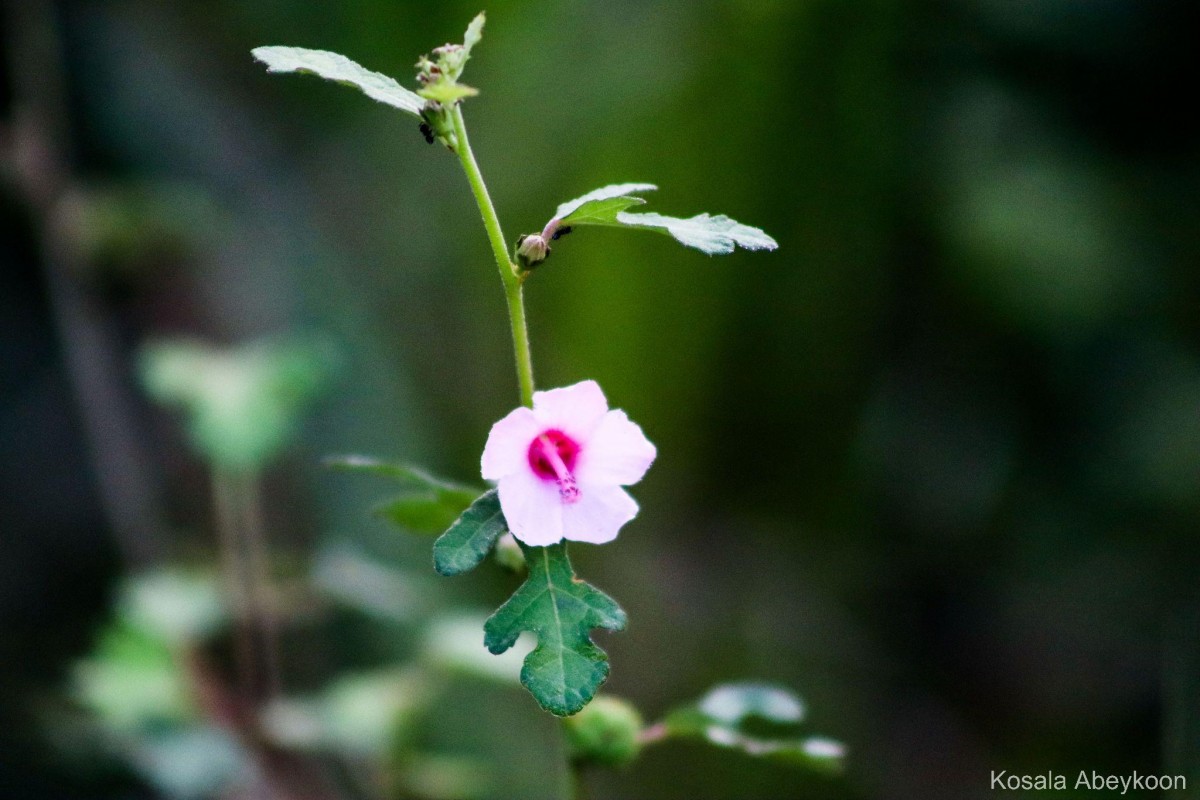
567, 760, 591, 800
450, 104, 535, 408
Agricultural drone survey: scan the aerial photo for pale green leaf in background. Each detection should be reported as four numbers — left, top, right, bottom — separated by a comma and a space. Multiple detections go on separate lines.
483, 543, 626, 716
697, 682, 806, 725
420, 612, 532, 684
312, 547, 433, 622
660, 682, 844, 772
251, 46, 425, 116
131, 727, 246, 800
118, 570, 225, 646
73, 623, 192, 733
140, 338, 327, 472
375, 495, 470, 535
327, 456, 480, 535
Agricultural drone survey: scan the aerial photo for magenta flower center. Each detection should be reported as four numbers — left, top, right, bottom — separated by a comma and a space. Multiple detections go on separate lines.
528, 429, 581, 503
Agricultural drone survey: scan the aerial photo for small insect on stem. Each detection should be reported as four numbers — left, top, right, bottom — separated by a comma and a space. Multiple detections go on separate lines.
419, 121, 435, 144
551, 226, 573, 241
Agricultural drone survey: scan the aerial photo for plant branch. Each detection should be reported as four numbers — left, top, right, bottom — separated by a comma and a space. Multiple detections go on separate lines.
449, 103, 535, 408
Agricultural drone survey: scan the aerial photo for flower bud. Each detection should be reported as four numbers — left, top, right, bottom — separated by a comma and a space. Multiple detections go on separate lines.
515, 234, 550, 268
493, 532, 526, 572
563, 695, 643, 767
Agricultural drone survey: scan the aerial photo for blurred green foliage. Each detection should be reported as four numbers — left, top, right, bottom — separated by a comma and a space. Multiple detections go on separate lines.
3, 1, 1199, 799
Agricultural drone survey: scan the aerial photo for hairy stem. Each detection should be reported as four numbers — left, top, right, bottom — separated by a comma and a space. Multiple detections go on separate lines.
449, 104, 535, 408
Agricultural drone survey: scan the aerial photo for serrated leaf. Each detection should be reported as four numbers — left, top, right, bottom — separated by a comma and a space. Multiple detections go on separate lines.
483, 543, 626, 716
614, 211, 778, 254
553, 183, 657, 223
433, 489, 507, 575
252, 46, 424, 117
660, 682, 843, 772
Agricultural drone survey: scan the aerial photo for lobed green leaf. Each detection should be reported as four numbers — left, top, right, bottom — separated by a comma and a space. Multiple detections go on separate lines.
432, 489, 508, 575
251, 46, 425, 117
483, 543, 626, 716
546, 184, 777, 256
614, 211, 778, 254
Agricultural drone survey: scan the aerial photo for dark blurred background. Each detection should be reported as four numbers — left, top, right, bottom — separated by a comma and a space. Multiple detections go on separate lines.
3, 0, 1199, 798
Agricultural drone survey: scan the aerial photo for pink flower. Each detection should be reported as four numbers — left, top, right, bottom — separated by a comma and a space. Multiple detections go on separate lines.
481, 380, 656, 546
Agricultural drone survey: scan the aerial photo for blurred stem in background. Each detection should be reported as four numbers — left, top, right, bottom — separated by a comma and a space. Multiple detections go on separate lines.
213, 467, 282, 706
2, 0, 164, 566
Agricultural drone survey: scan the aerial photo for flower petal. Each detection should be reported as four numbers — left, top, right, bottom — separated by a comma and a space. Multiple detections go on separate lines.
561, 483, 639, 545
481, 406, 541, 480
498, 471, 564, 546
577, 409, 657, 485
532, 380, 609, 440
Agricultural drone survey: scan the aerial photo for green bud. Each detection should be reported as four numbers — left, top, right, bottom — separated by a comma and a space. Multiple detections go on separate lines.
493, 533, 526, 572
515, 234, 550, 268
563, 695, 643, 767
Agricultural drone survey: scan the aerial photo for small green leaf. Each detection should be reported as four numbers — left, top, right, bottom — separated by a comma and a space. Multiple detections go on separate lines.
614, 211, 778, 254
140, 338, 327, 471
74, 622, 192, 732
119, 569, 225, 645
553, 183, 657, 224
252, 46, 425, 117
437, 12, 485, 82
558, 196, 648, 227
484, 543, 626, 716
418, 82, 479, 104
462, 12, 486, 59
659, 682, 843, 772
415, 13, 486, 108
433, 489, 507, 575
